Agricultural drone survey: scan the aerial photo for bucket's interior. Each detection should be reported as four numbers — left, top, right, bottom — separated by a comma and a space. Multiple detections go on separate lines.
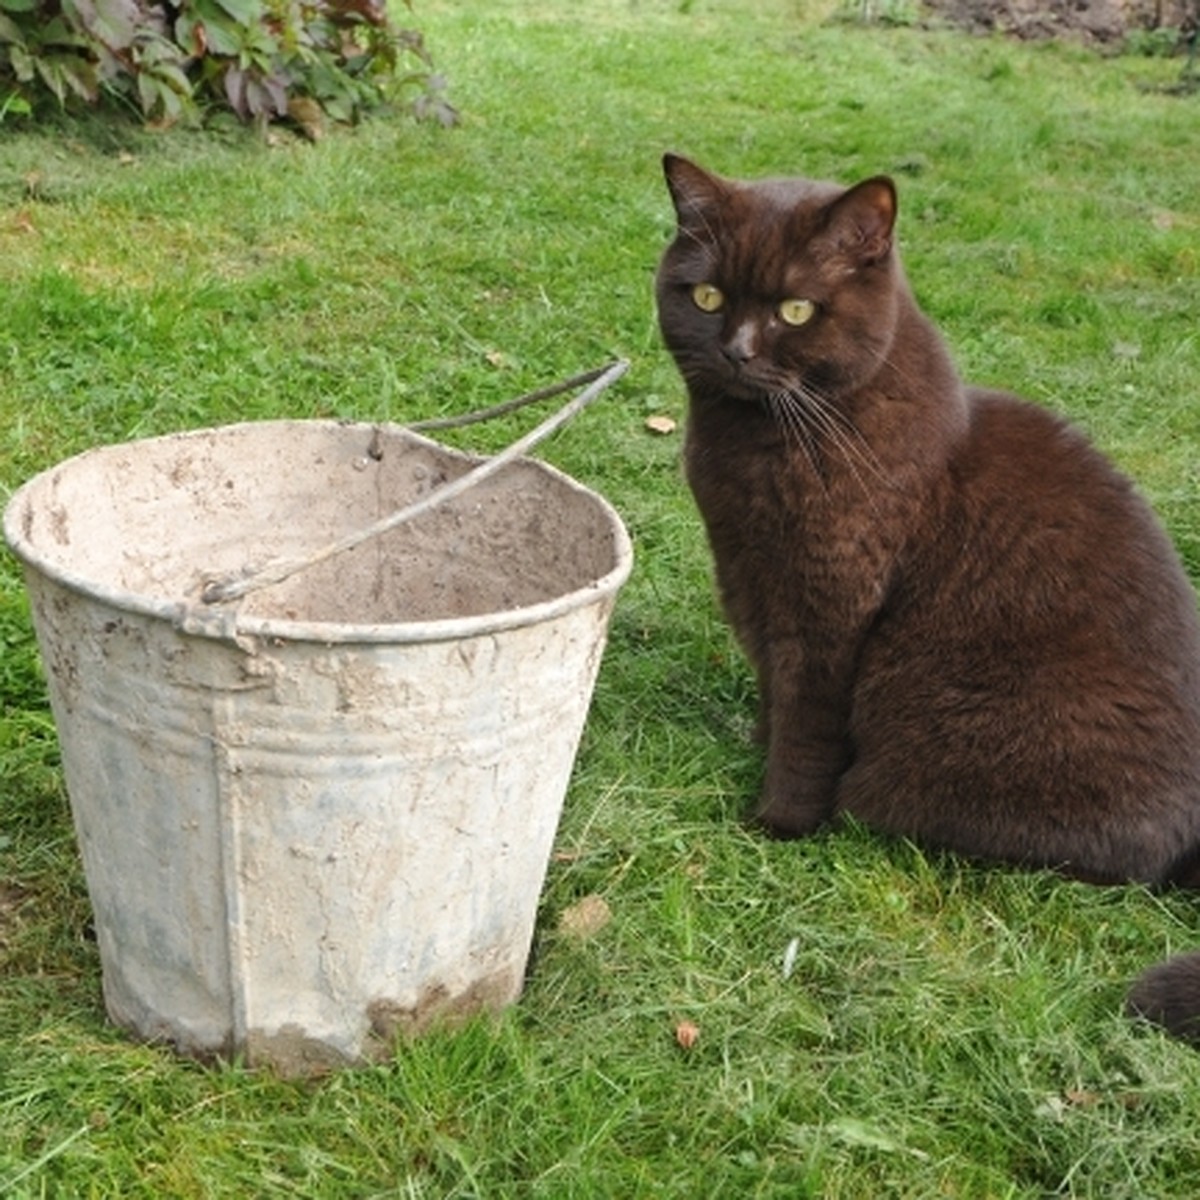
11, 422, 624, 626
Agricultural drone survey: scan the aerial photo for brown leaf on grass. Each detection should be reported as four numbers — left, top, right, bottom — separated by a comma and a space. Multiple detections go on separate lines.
10, 209, 38, 235
674, 1019, 700, 1050
645, 414, 677, 435
557, 894, 611, 940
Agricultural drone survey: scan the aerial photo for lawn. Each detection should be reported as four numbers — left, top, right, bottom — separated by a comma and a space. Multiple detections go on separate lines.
2, 0, 1200, 1195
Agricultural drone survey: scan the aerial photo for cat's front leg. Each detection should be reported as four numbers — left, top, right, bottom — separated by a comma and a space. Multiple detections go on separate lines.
753, 641, 852, 838
756, 725, 849, 837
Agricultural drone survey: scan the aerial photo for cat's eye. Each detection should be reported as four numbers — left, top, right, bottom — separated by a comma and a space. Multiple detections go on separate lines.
778, 298, 816, 327
691, 283, 725, 313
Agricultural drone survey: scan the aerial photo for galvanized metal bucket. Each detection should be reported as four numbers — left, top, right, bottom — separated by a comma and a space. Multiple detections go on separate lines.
3, 396, 631, 1074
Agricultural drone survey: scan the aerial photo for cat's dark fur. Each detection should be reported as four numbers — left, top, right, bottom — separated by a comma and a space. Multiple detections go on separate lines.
655, 152, 1200, 1044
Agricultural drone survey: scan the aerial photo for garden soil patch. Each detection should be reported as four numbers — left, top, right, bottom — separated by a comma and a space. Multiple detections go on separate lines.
925, 0, 1195, 44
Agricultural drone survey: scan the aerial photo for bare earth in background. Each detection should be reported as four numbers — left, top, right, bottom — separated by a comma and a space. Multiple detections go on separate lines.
925, 0, 1195, 43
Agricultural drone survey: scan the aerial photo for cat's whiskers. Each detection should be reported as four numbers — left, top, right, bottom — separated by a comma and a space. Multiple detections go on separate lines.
678, 224, 717, 254
766, 379, 889, 509
676, 205, 726, 260
767, 391, 826, 491
805, 386, 890, 487
802, 392, 885, 514
875, 347, 957, 409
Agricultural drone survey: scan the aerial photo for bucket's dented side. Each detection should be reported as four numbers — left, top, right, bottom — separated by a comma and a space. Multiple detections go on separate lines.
25, 563, 615, 1073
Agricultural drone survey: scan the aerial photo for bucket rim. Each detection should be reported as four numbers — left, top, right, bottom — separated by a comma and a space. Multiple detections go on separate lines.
2, 418, 634, 646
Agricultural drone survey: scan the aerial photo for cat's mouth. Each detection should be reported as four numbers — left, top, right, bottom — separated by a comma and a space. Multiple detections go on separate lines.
679, 347, 805, 405
719, 360, 795, 405
725, 377, 771, 403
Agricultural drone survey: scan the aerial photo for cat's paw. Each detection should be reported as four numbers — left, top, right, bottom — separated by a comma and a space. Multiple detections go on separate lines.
752, 796, 827, 840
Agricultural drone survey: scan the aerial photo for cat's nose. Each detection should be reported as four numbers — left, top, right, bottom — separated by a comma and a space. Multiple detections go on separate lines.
721, 322, 757, 366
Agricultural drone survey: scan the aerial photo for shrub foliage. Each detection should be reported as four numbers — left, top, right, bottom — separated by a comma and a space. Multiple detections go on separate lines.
0, 0, 456, 127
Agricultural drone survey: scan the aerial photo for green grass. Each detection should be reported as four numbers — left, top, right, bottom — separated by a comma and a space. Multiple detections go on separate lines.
3, 0, 1200, 1194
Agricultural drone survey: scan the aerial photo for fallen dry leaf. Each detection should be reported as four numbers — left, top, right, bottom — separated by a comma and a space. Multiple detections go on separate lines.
674, 1019, 700, 1050
557, 893, 611, 940
644, 414, 677, 435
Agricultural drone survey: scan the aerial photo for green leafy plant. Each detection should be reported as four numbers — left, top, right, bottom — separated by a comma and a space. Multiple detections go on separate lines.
0, 89, 31, 119
0, 0, 456, 127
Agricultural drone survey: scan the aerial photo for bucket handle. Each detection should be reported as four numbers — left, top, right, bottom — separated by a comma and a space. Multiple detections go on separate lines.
199, 358, 629, 606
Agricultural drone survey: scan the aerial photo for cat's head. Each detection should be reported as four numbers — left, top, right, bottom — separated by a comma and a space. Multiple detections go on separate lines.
656, 154, 902, 405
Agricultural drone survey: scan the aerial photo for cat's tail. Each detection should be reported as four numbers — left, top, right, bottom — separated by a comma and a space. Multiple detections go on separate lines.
1127, 953, 1200, 1045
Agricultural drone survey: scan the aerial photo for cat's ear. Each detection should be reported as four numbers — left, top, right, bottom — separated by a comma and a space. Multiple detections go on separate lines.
663, 153, 728, 232
821, 176, 897, 268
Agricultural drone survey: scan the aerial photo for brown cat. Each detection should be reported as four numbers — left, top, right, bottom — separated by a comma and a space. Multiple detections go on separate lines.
655, 152, 1200, 1044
